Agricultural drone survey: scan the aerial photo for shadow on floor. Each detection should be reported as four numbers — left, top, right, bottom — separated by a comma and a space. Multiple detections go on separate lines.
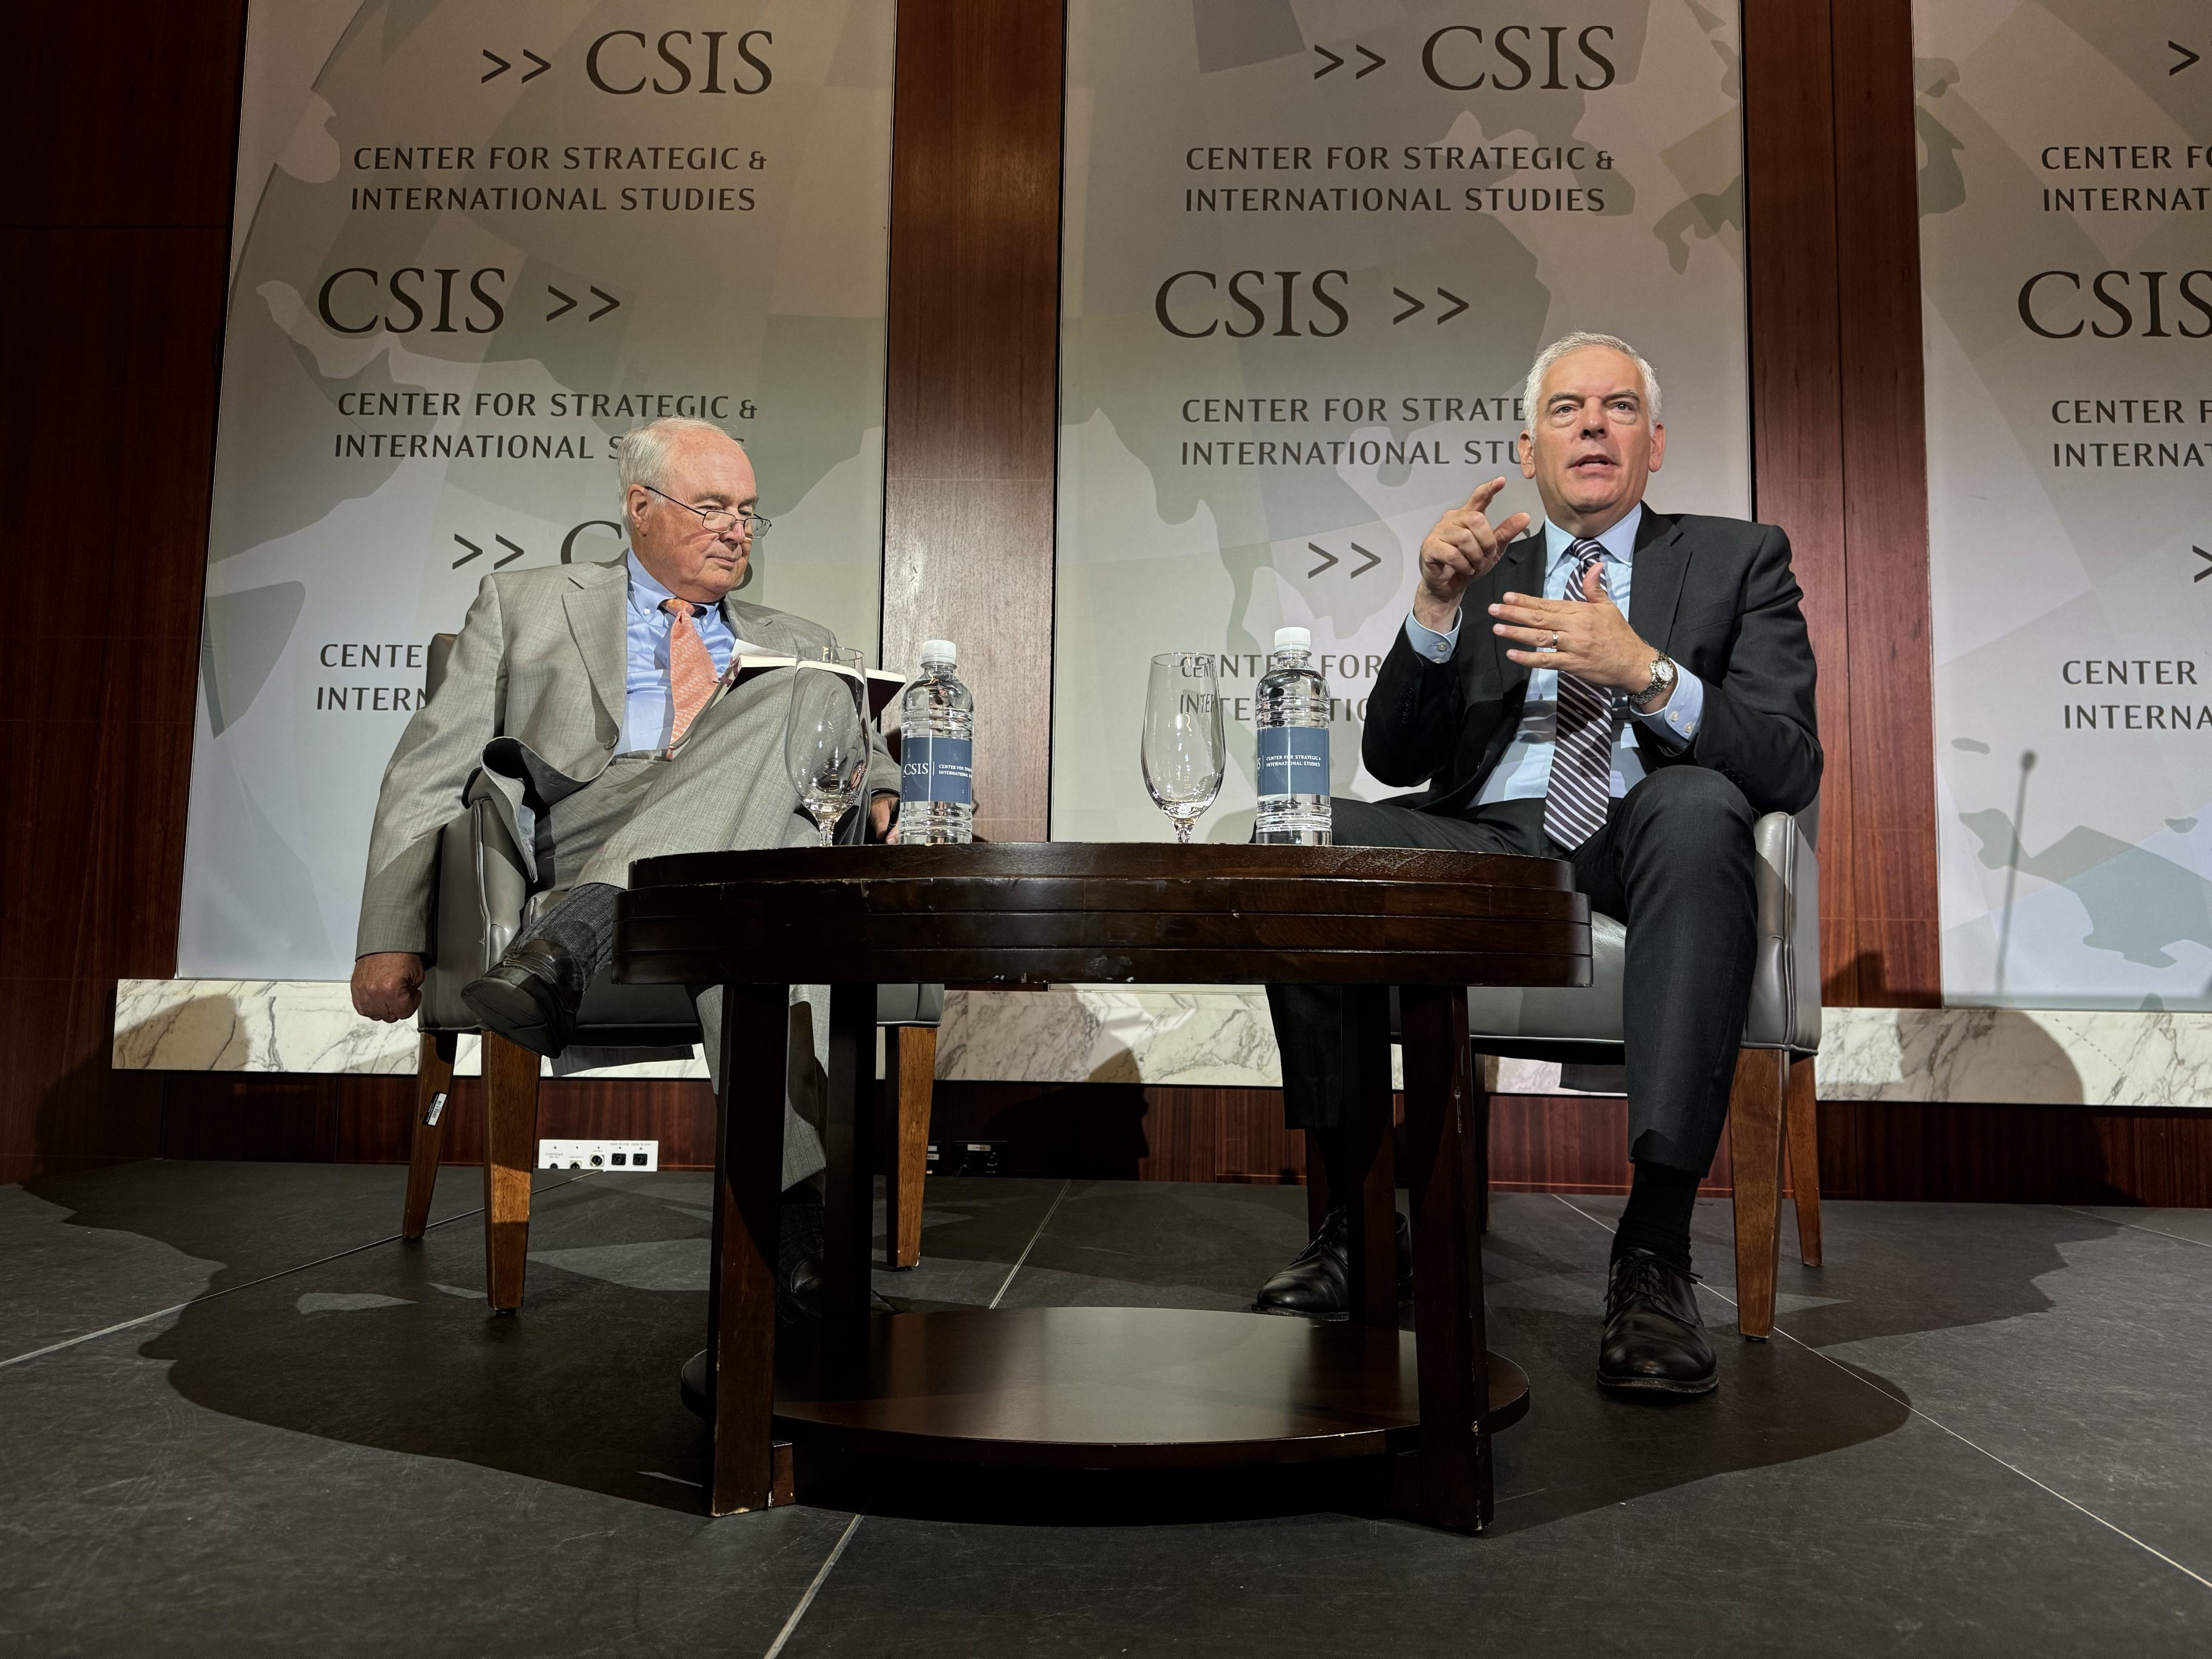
19, 1168, 1997, 1535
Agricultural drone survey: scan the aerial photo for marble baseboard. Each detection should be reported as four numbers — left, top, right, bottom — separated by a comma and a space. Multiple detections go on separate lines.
109, 979, 2212, 1108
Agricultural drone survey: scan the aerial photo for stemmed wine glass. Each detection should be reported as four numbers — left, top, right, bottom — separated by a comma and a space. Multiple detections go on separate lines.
784, 646, 871, 846
1142, 651, 1225, 844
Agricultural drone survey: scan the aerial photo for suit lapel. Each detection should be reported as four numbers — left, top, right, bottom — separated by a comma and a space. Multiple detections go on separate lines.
563, 559, 628, 730
723, 597, 799, 659
1488, 530, 1547, 691
1628, 507, 1689, 655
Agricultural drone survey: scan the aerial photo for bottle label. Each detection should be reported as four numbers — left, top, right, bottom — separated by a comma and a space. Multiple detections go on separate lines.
1256, 726, 1328, 797
900, 734, 973, 806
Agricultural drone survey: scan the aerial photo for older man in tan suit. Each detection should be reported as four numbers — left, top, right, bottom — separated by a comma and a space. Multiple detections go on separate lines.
349, 418, 896, 1295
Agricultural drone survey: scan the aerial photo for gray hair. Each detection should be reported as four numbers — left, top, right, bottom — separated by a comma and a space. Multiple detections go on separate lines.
617, 416, 739, 519
1521, 332, 1663, 427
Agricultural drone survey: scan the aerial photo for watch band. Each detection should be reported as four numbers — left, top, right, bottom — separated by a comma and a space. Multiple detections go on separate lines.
1630, 656, 1675, 713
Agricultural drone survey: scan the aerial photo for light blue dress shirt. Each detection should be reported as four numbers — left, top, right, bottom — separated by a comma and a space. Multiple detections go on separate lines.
1400, 503, 1707, 805
621, 550, 753, 753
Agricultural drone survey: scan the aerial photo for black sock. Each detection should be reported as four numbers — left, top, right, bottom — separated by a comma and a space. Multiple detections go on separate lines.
1612, 1159, 1700, 1271
1310, 1127, 1350, 1219
529, 882, 621, 987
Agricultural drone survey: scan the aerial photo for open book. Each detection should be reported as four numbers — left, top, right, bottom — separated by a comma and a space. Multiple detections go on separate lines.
723, 654, 906, 721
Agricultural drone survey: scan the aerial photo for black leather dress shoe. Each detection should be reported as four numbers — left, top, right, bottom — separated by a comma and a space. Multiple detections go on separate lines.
1253, 1205, 1413, 1320
1596, 1247, 1718, 1395
461, 935, 584, 1057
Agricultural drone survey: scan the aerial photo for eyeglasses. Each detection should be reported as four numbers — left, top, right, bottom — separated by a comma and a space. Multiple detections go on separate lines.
640, 483, 771, 538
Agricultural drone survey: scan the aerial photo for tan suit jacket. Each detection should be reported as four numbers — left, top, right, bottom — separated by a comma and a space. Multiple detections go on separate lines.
356, 556, 895, 957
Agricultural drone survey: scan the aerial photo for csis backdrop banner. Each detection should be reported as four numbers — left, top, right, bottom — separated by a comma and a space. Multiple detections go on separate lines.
1053, 0, 1751, 841
179, 0, 894, 979
1917, 3, 2212, 1008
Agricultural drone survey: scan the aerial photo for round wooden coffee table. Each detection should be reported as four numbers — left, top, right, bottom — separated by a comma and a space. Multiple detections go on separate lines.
618, 842, 1589, 1532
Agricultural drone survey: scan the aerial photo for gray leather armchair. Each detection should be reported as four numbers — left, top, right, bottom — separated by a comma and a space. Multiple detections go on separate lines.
398, 633, 946, 1309
1394, 805, 1823, 1339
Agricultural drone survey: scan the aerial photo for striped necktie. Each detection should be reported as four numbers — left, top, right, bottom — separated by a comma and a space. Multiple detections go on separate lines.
1541, 541, 1620, 851
661, 597, 718, 750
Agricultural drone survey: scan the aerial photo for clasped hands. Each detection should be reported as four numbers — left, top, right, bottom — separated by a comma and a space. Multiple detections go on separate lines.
1417, 477, 1658, 696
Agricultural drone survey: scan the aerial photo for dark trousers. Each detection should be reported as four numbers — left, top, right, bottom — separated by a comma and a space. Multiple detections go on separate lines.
1267, 765, 1757, 1176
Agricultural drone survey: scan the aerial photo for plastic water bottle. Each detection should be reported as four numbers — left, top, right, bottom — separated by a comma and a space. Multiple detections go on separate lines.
1253, 626, 1332, 845
896, 639, 974, 844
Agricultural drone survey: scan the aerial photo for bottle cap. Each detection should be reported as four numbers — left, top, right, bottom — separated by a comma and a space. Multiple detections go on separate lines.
1273, 626, 1311, 652
919, 639, 957, 667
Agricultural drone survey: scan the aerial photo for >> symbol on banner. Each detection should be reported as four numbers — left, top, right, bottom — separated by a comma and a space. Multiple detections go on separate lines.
545, 286, 577, 321
587, 286, 621, 321
452, 535, 483, 569
1392, 288, 1425, 323
2193, 546, 2210, 582
1313, 45, 1345, 78
482, 48, 551, 83
494, 536, 527, 569
1355, 46, 1386, 77
2172, 41, 2201, 76
1434, 288, 1468, 325
1307, 543, 1339, 577
1350, 543, 1382, 578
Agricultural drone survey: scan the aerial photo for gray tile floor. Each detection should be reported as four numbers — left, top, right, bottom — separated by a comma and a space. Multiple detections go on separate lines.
2, 1162, 2208, 1656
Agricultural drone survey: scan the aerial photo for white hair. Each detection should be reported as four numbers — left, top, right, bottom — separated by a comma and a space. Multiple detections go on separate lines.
1521, 332, 1663, 427
617, 416, 739, 519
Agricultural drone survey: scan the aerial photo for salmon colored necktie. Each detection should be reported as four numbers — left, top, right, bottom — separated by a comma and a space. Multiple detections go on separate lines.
661, 597, 717, 750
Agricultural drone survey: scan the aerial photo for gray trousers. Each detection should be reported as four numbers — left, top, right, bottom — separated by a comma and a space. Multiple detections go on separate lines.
1267, 765, 1757, 1176
529, 697, 833, 1190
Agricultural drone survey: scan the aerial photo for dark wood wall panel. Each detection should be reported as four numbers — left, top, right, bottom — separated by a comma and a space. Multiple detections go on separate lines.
880, 0, 1064, 842
1743, 0, 1939, 1008
0, 0, 247, 1182
1829, 0, 1941, 1006
1742, 0, 1858, 1002
153, 1072, 2212, 1206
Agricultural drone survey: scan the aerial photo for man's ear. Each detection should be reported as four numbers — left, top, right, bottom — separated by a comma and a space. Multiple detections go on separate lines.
1518, 431, 1537, 480
1647, 422, 1666, 473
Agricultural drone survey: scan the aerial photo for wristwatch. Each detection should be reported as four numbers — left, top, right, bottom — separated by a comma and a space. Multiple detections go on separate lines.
1629, 655, 1678, 714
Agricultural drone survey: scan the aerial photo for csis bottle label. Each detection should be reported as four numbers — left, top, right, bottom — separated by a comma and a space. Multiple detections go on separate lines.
1256, 727, 1328, 795
900, 734, 974, 806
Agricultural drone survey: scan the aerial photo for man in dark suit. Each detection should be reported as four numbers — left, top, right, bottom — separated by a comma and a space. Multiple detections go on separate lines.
1256, 332, 1820, 1396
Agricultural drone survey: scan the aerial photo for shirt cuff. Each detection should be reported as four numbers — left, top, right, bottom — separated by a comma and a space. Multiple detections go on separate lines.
1403, 609, 1460, 664
1631, 668, 1705, 751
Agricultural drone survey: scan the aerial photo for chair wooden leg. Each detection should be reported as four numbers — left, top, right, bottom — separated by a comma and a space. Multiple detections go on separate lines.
480, 1034, 542, 1313
1785, 1053, 1824, 1267
1728, 1047, 1788, 1340
884, 1025, 936, 1269
401, 1033, 456, 1239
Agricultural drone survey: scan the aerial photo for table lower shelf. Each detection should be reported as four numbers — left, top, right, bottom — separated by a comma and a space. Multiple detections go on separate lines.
683, 1306, 1529, 1470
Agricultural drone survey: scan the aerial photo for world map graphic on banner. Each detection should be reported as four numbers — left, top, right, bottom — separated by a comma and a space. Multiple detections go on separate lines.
1053, 0, 1751, 842
1918, 1, 2212, 1008
178, 0, 894, 979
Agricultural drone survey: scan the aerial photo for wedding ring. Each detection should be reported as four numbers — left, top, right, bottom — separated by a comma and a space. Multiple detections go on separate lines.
1547, 630, 1561, 651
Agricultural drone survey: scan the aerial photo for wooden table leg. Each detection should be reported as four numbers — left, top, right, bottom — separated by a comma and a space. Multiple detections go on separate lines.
821, 984, 879, 1378
401, 1032, 456, 1239
1397, 983, 1493, 1533
480, 1034, 541, 1313
884, 1024, 935, 1270
1341, 985, 1399, 1328
707, 983, 791, 1515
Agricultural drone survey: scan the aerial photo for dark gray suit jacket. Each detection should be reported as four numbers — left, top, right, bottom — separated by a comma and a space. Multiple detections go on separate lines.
1365, 508, 1821, 819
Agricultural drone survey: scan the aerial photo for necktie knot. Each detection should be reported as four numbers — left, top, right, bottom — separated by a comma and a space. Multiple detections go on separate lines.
1566, 540, 1609, 603
660, 597, 700, 621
